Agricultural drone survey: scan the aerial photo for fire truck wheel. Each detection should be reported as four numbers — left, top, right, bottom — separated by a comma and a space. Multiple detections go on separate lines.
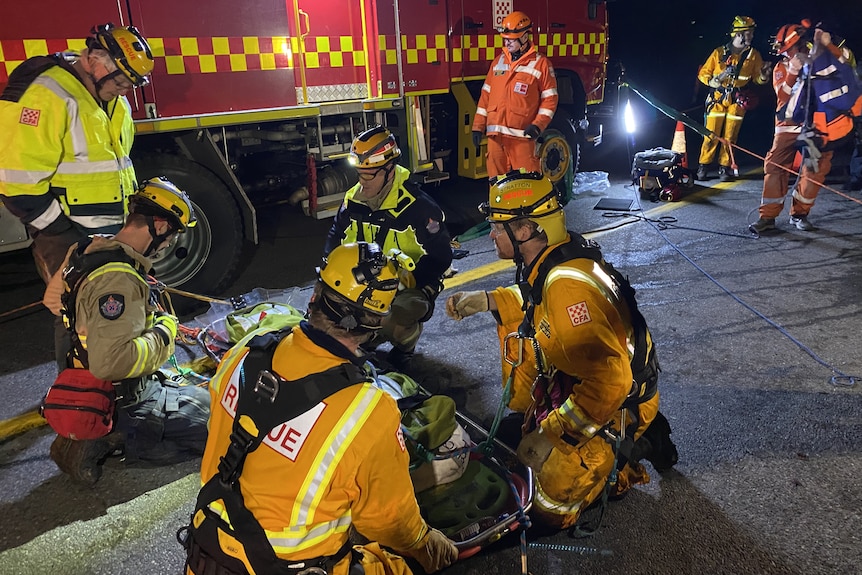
135, 154, 244, 300
538, 128, 577, 205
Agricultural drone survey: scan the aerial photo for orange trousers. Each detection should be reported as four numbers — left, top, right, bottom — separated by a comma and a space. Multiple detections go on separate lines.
486, 134, 540, 178
759, 131, 834, 219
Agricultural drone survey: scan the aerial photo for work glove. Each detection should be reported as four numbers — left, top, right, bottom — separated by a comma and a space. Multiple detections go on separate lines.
524, 124, 541, 139
787, 54, 807, 75
517, 426, 554, 473
471, 130, 483, 148
152, 311, 178, 346
445, 290, 488, 321
707, 76, 722, 88
409, 527, 459, 573
816, 29, 831, 46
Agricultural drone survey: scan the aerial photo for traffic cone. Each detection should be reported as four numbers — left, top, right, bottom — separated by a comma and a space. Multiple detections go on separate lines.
671, 120, 688, 168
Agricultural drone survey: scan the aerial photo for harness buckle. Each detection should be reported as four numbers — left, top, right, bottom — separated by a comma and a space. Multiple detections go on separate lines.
254, 370, 280, 403
295, 568, 327, 575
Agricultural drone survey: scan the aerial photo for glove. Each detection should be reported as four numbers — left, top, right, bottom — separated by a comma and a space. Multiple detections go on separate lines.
524, 124, 541, 139
517, 426, 554, 473
471, 130, 483, 148
445, 290, 488, 321
409, 527, 459, 573
787, 54, 806, 75
152, 311, 178, 346
817, 29, 831, 47
707, 76, 722, 88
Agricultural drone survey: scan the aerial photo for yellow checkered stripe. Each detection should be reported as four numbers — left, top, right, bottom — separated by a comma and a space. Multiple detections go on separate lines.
379, 34, 448, 65
153, 36, 293, 74
449, 33, 606, 63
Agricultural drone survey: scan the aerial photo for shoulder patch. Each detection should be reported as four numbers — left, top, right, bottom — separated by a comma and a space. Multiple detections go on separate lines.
99, 294, 125, 320
566, 301, 591, 327
20, 107, 41, 126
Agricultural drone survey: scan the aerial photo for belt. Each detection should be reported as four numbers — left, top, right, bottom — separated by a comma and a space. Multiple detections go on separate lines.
185, 536, 358, 575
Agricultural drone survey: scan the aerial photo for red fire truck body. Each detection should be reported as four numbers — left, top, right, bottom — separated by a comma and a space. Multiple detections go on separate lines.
0, 0, 609, 295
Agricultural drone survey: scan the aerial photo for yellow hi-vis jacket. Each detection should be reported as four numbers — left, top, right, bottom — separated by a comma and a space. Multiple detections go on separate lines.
43, 237, 172, 380
200, 325, 430, 568
0, 55, 136, 236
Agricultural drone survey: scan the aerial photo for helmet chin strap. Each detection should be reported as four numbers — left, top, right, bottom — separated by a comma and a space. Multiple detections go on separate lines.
143, 215, 175, 257
510, 38, 531, 61
503, 220, 541, 308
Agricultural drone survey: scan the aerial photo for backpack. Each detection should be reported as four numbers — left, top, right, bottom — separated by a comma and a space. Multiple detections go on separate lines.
40, 368, 115, 440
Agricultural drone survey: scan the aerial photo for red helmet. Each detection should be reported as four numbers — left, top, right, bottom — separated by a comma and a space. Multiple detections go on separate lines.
500, 11, 532, 39
772, 20, 811, 55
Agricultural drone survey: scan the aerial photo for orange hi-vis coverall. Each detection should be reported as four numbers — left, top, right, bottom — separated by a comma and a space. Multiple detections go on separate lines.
697, 45, 767, 168
490, 236, 659, 529
472, 45, 558, 178
200, 324, 432, 575
758, 42, 858, 219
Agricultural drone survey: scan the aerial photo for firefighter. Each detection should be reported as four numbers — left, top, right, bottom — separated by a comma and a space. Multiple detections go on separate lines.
471, 11, 559, 179
325, 126, 452, 371
0, 23, 154, 369
184, 242, 458, 575
42, 178, 209, 484
445, 171, 677, 529
696, 16, 771, 182
749, 22, 862, 234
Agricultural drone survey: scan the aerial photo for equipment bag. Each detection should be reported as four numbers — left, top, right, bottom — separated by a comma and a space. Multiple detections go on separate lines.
41, 368, 115, 440
631, 147, 689, 199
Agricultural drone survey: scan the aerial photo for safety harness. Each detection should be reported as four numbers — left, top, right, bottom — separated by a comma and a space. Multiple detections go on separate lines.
179, 328, 368, 575
518, 232, 659, 412
59, 238, 152, 404
0, 54, 66, 102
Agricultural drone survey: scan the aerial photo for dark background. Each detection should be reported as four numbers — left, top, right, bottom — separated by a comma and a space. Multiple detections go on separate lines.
589, 0, 862, 173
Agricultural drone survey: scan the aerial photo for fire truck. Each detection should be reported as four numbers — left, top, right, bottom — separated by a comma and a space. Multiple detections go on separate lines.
0, 0, 609, 296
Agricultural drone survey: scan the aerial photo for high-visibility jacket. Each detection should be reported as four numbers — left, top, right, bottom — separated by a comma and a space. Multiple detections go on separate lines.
472, 45, 558, 138
0, 54, 136, 237
200, 323, 430, 565
325, 164, 452, 293
42, 237, 170, 381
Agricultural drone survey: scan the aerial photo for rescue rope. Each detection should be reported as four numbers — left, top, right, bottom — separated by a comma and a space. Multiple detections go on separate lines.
0, 301, 45, 323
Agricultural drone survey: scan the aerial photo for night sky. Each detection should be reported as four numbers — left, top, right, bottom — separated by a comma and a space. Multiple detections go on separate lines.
602, 0, 862, 164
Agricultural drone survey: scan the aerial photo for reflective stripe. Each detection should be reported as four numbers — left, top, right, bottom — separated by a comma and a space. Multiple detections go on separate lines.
266, 385, 383, 554
513, 62, 541, 79
792, 189, 816, 204
534, 478, 582, 515
727, 113, 744, 121
819, 85, 849, 103
487, 124, 527, 138
475, 106, 487, 117
559, 397, 602, 437
538, 107, 555, 118
126, 337, 149, 379
775, 125, 802, 134
540, 88, 557, 99
69, 214, 125, 230
33, 75, 89, 162
0, 168, 55, 184
761, 196, 785, 205
29, 201, 63, 230
481, 83, 491, 93
57, 159, 124, 175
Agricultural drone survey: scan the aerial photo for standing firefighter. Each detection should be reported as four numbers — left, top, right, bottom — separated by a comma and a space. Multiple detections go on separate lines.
325, 126, 452, 371
471, 11, 559, 179
446, 171, 677, 529
696, 16, 771, 182
42, 178, 210, 484
182, 242, 458, 575
749, 21, 862, 234
0, 23, 153, 369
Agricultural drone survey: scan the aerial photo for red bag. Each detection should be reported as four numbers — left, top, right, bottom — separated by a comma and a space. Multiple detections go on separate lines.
41, 368, 115, 440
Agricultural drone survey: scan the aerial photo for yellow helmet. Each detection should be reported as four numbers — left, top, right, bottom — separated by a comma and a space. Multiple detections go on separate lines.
89, 23, 154, 87
318, 242, 402, 330
500, 11, 532, 39
129, 177, 197, 232
348, 126, 401, 169
480, 170, 567, 245
730, 16, 756, 35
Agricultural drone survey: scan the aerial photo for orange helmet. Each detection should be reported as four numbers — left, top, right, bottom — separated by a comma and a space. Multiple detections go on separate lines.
772, 20, 812, 55
500, 11, 532, 39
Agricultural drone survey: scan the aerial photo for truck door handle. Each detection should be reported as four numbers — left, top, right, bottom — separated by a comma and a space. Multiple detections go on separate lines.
298, 9, 310, 39
465, 21, 484, 30
550, 22, 566, 29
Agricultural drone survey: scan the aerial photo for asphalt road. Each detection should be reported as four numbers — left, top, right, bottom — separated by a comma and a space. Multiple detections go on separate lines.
1, 147, 861, 574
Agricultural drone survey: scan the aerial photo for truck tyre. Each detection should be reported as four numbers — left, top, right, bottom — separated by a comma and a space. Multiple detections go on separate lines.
134, 154, 244, 297
539, 127, 577, 205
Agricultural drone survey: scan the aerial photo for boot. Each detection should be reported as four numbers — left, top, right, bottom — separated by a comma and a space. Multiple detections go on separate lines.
695, 164, 710, 181
718, 166, 734, 182
748, 217, 776, 234
50, 434, 118, 485
630, 411, 678, 472
789, 214, 814, 231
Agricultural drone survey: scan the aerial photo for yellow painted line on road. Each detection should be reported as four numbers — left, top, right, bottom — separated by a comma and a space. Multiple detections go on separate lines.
0, 409, 46, 439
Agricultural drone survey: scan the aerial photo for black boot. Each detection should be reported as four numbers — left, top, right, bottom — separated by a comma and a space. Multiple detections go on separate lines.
386, 346, 415, 373
630, 411, 679, 472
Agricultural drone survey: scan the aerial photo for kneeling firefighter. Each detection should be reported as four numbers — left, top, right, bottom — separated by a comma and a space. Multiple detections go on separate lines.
446, 171, 678, 530
181, 241, 459, 575
42, 177, 210, 484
